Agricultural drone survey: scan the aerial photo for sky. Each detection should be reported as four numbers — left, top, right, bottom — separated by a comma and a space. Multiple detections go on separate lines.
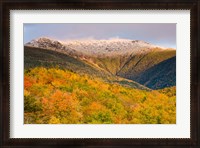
24, 23, 176, 48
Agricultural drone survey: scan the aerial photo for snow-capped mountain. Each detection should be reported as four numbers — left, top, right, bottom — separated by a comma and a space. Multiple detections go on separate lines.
25, 37, 170, 57
24, 37, 176, 89
25, 37, 66, 50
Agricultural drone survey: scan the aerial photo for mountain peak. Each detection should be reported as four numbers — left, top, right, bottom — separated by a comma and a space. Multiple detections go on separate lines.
25, 37, 172, 57
25, 37, 66, 50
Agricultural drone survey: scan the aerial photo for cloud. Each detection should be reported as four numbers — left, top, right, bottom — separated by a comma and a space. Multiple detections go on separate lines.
108, 36, 120, 40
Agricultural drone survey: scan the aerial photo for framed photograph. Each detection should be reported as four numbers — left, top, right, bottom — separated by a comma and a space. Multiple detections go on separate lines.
1, 0, 199, 147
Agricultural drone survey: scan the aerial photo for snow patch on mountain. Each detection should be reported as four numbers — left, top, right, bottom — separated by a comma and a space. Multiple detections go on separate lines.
25, 37, 171, 57
25, 37, 66, 50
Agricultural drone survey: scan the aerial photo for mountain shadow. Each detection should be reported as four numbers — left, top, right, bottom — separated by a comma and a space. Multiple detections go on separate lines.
134, 56, 176, 89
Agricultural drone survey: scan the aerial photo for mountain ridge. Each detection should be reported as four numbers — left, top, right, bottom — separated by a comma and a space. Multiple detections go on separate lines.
25, 37, 174, 56
25, 37, 176, 89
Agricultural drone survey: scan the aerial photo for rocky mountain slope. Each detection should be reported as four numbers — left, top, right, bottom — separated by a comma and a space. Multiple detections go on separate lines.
25, 46, 150, 90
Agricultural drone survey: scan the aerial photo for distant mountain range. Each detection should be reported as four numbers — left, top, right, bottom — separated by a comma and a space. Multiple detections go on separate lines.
25, 37, 176, 89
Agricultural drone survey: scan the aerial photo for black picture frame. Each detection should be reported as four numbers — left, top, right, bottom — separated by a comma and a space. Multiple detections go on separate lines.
1, 0, 199, 147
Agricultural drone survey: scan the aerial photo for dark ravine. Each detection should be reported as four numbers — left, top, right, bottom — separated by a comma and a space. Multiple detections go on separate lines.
134, 56, 176, 89
116, 50, 176, 89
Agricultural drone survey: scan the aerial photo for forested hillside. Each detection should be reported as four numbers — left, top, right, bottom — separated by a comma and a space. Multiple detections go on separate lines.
24, 67, 176, 124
